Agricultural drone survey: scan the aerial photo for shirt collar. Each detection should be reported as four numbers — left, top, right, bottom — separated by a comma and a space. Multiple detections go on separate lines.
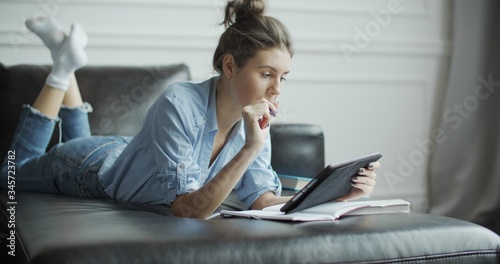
234, 119, 245, 140
205, 76, 219, 133
207, 75, 246, 142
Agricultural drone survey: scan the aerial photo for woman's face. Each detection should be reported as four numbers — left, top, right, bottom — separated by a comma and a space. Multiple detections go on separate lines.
228, 48, 291, 108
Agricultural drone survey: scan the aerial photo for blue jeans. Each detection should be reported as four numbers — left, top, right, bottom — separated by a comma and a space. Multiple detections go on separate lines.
0, 104, 129, 198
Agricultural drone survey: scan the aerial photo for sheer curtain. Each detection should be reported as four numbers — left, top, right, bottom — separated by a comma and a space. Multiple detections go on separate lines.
428, 0, 500, 234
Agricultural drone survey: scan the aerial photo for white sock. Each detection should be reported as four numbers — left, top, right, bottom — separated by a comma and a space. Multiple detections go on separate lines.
46, 23, 88, 91
25, 16, 66, 61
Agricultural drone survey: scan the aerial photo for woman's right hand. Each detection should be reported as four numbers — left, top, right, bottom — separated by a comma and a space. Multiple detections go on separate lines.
241, 98, 279, 151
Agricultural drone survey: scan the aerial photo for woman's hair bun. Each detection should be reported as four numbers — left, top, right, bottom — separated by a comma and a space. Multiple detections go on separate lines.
213, 0, 293, 73
222, 0, 266, 27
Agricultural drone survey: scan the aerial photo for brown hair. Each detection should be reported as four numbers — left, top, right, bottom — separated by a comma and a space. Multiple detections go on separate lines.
213, 0, 294, 73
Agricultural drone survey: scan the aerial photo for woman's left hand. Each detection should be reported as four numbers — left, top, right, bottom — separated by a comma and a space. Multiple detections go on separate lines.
336, 162, 381, 201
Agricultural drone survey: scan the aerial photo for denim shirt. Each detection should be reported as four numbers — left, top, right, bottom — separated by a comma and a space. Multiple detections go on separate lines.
99, 76, 282, 208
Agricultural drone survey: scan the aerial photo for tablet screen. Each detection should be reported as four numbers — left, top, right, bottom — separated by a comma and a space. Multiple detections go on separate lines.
280, 152, 382, 214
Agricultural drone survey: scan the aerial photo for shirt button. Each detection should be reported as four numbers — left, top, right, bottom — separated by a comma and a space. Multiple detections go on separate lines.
179, 163, 185, 169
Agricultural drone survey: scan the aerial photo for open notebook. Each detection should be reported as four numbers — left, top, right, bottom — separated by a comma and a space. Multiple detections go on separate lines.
217, 199, 410, 222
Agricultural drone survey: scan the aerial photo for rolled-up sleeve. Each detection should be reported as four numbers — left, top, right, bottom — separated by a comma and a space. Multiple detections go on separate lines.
236, 135, 282, 209
151, 88, 206, 206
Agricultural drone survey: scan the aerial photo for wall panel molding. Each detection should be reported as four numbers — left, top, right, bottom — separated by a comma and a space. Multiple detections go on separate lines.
0, 0, 219, 9
2, 0, 429, 16
270, 0, 429, 17
190, 74, 429, 87
286, 76, 429, 85
0, 28, 450, 56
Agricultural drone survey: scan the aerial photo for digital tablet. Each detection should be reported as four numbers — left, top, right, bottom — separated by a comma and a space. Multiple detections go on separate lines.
280, 152, 383, 214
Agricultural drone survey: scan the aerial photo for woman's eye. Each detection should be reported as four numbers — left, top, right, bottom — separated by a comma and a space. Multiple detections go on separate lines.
280, 77, 287, 82
262, 73, 271, 78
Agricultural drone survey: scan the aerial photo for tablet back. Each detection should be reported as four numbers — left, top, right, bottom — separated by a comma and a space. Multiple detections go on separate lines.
280, 152, 382, 214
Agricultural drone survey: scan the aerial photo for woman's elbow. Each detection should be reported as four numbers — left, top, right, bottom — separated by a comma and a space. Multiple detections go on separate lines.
171, 196, 211, 219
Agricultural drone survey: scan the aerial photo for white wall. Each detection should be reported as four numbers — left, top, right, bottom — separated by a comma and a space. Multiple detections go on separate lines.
0, 0, 451, 212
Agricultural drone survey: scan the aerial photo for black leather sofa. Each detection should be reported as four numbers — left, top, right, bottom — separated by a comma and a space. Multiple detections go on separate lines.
1, 64, 499, 264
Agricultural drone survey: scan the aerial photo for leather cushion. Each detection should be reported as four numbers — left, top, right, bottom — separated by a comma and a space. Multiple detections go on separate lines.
1, 192, 499, 264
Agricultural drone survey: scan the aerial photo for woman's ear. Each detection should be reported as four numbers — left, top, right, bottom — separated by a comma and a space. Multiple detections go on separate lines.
221, 54, 236, 79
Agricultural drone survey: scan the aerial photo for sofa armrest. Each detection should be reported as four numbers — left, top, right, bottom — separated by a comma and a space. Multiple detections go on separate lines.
270, 123, 325, 178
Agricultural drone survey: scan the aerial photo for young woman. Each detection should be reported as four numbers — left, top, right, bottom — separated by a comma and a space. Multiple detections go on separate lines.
1, 0, 380, 219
